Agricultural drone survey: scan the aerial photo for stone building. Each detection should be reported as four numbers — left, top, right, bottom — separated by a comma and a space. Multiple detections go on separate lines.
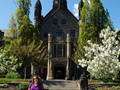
0, 30, 4, 46
34, 0, 83, 80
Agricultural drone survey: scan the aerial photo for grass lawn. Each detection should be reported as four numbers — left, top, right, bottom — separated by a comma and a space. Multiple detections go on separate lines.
0, 78, 30, 83
0, 78, 30, 90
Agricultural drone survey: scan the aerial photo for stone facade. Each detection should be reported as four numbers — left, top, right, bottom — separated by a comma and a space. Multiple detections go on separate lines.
34, 0, 79, 80
0, 30, 4, 46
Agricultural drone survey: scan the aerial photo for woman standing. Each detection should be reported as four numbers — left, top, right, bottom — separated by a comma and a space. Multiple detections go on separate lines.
28, 75, 43, 90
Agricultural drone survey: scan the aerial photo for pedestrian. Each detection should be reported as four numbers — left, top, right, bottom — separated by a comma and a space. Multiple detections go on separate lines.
28, 75, 43, 90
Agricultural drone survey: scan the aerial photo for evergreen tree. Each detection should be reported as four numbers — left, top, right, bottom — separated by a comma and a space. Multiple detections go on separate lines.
79, 0, 113, 45
16, 0, 31, 21
75, 0, 113, 60
18, 15, 35, 44
15, 0, 35, 44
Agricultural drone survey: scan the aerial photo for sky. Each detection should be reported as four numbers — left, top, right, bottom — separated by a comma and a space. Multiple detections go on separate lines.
0, 0, 120, 30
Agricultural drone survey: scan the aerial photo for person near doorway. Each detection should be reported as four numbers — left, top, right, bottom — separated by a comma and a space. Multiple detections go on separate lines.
28, 75, 43, 90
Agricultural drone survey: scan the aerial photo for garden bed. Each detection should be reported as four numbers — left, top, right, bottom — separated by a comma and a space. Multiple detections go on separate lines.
0, 83, 19, 90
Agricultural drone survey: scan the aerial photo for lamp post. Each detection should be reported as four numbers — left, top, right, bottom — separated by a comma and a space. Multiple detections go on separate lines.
79, 64, 88, 90
76, 64, 80, 80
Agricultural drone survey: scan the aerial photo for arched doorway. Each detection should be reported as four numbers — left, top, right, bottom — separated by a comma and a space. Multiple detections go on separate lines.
54, 66, 65, 79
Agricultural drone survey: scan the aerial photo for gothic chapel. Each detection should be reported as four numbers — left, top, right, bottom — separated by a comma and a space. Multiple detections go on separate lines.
33, 0, 83, 80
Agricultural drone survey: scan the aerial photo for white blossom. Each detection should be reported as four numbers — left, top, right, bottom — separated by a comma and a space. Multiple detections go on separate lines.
0, 49, 21, 73
78, 27, 120, 79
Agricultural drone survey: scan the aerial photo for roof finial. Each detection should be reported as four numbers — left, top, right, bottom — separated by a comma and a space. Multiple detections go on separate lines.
53, 0, 67, 8
78, 0, 84, 19
34, 0, 42, 27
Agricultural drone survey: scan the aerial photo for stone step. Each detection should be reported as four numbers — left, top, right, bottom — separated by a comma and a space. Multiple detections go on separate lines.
43, 80, 80, 90
44, 88, 79, 90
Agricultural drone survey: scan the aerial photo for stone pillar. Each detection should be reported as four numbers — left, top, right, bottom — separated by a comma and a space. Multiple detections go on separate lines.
47, 33, 53, 80
31, 63, 34, 75
66, 33, 71, 80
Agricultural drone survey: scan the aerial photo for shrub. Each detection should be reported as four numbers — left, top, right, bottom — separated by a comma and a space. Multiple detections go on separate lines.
0, 84, 9, 88
6, 72, 21, 79
18, 83, 29, 90
99, 79, 120, 83
91, 86, 120, 90
111, 86, 120, 90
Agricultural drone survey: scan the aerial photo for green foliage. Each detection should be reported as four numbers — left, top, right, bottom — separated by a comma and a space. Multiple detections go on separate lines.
74, 44, 85, 63
79, 0, 113, 45
111, 86, 120, 90
0, 78, 30, 83
74, 0, 113, 61
17, 0, 31, 16
0, 84, 9, 88
99, 79, 120, 83
18, 83, 29, 90
18, 15, 36, 44
7, 13, 18, 39
2, 27, 47, 74
0, 78, 14, 83
16, 0, 34, 45
4, 0, 47, 75
6, 0, 31, 40
6, 72, 21, 79
10, 40, 47, 67
94, 86, 120, 90
0, 45, 21, 73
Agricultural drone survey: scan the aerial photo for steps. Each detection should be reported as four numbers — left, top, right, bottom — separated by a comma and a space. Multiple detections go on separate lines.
43, 80, 80, 90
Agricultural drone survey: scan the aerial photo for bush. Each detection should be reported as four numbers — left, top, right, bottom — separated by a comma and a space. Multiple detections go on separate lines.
99, 79, 120, 83
94, 86, 120, 90
18, 83, 29, 90
111, 86, 120, 90
0, 78, 12, 83
0, 84, 9, 88
6, 72, 21, 79
0, 78, 31, 83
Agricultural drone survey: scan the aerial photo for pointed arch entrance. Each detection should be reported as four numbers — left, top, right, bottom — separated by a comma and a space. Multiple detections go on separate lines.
54, 66, 66, 79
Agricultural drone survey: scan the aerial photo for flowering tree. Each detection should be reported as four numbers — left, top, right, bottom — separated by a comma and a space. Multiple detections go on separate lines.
0, 45, 22, 73
78, 27, 120, 79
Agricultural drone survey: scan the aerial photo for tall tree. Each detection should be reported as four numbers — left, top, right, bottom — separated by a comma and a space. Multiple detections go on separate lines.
79, 0, 113, 45
3, 0, 46, 75
5, 0, 33, 43
75, 0, 113, 60
15, 0, 35, 44
7, 14, 18, 39
16, 0, 31, 21
18, 15, 35, 44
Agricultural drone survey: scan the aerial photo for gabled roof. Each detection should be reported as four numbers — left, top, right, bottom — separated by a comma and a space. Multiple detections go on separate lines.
43, 6, 78, 23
